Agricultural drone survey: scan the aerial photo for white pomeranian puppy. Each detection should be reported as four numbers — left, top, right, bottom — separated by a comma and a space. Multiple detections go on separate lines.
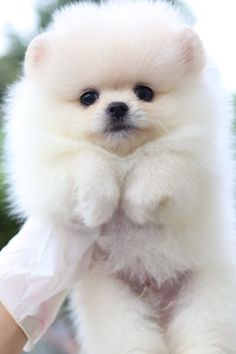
4, 0, 236, 353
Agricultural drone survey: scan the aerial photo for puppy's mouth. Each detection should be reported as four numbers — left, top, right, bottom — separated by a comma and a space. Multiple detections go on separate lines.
104, 120, 137, 135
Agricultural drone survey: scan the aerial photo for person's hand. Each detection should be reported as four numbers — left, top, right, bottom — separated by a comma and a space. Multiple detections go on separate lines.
0, 218, 98, 352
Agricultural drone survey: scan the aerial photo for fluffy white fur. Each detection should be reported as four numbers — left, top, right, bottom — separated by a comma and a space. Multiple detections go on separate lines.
4, 0, 236, 353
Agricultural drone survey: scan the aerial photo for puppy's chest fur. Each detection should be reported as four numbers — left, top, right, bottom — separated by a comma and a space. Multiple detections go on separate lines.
93, 209, 190, 288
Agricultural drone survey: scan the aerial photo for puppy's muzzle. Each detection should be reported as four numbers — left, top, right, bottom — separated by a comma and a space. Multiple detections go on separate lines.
105, 101, 133, 133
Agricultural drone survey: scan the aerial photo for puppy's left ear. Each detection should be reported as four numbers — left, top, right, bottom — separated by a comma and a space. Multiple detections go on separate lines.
178, 27, 206, 73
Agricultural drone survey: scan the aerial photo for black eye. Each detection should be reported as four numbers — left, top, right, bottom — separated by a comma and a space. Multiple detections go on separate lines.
134, 85, 154, 102
80, 90, 99, 106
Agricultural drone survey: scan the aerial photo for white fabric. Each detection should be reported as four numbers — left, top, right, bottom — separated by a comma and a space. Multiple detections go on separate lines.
0, 218, 98, 351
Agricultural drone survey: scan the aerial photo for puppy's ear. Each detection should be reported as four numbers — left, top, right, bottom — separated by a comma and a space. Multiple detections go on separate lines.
178, 27, 206, 73
24, 34, 49, 77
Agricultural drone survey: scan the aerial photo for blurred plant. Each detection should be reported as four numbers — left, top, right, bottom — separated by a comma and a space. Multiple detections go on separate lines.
232, 95, 236, 131
0, 130, 20, 248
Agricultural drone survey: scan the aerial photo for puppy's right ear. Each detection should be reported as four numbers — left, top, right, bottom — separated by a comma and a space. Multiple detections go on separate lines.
24, 34, 49, 77
178, 27, 206, 73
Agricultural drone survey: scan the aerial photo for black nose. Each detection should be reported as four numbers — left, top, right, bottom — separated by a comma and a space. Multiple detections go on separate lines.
107, 102, 129, 119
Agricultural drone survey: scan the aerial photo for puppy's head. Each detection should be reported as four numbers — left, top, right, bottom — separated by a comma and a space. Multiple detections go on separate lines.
24, 0, 206, 155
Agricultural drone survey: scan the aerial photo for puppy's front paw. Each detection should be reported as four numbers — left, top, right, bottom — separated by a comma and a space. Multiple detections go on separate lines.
122, 170, 167, 225
74, 180, 120, 228
69, 148, 121, 228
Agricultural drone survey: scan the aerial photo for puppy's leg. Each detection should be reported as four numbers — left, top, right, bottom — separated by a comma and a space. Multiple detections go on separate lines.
73, 148, 120, 228
72, 265, 169, 354
122, 152, 202, 226
167, 268, 236, 353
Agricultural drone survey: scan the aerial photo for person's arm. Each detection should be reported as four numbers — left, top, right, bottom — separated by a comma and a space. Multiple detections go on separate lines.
0, 303, 26, 354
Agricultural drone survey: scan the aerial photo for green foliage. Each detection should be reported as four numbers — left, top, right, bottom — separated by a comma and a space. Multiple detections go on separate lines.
0, 178, 20, 249
0, 34, 26, 106
0, 131, 20, 248
232, 95, 236, 131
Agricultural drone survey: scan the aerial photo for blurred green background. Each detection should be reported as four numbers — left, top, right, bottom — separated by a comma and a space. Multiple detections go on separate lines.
0, 0, 197, 249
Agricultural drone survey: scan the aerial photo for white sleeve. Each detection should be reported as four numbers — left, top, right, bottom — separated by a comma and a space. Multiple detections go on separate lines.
0, 218, 98, 351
